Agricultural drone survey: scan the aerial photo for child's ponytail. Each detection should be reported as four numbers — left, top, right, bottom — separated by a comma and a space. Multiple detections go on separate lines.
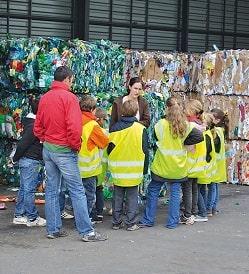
165, 97, 187, 138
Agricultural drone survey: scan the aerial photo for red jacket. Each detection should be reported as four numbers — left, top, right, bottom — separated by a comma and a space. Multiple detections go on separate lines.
34, 81, 82, 151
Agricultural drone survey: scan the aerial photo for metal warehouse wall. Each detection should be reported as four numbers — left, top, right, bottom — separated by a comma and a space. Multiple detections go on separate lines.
1, 0, 249, 52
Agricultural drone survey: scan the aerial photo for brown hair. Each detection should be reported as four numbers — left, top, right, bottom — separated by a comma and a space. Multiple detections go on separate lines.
165, 97, 187, 138
127, 77, 143, 95
185, 99, 204, 119
79, 95, 97, 112
211, 108, 229, 140
95, 107, 107, 120
122, 100, 138, 117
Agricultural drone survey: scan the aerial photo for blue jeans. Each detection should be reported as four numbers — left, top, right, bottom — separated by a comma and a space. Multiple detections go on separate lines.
82, 176, 97, 215
15, 157, 43, 220
140, 179, 182, 229
43, 147, 93, 235
197, 184, 207, 217
207, 183, 219, 211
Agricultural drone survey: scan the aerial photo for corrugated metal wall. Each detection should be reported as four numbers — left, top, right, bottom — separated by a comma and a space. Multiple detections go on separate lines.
0, 0, 73, 39
0, 0, 249, 52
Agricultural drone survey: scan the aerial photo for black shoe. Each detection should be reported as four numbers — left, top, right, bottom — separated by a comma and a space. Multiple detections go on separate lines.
92, 215, 103, 223
112, 222, 124, 230
47, 230, 68, 239
81, 231, 108, 242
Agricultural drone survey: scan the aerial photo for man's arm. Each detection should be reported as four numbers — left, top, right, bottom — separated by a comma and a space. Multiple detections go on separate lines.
65, 96, 82, 151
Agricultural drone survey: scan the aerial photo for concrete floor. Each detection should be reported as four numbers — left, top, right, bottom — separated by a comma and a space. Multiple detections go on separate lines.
0, 184, 249, 274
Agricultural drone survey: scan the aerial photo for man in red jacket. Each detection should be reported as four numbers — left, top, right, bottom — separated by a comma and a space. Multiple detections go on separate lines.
34, 66, 107, 242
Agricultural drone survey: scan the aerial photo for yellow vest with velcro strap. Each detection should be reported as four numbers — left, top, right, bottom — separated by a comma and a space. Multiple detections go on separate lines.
151, 119, 193, 180
78, 120, 102, 178
108, 122, 145, 187
198, 130, 217, 184
213, 127, 227, 183
187, 128, 207, 179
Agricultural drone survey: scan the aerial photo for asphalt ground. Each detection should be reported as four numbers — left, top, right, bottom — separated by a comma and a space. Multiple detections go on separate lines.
0, 184, 249, 274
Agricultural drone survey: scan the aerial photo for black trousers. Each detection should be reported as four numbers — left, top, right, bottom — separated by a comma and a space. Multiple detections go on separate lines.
181, 178, 198, 218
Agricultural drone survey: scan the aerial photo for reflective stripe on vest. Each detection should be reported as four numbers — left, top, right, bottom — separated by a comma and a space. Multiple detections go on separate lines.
187, 130, 207, 179
78, 120, 102, 178
197, 130, 217, 184
151, 119, 193, 180
112, 173, 143, 179
108, 122, 145, 187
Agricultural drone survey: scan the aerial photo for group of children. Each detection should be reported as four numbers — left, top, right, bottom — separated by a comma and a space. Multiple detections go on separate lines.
60, 95, 228, 231
13, 91, 228, 232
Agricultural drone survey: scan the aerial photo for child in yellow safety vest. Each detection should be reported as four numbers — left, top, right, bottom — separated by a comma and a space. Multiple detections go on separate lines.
78, 96, 109, 216
91, 107, 109, 223
196, 113, 217, 222
181, 99, 206, 225
139, 97, 203, 229
207, 108, 229, 216
107, 100, 149, 231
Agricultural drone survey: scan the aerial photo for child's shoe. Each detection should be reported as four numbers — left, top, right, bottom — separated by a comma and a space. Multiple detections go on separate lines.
26, 216, 46, 227
207, 210, 213, 217
112, 222, 124, 230
127, 224, 139, 231
61, 211, 74, 219
81, 231, 108, 242
179, 215, 195, 225
92, 215, 103, 223
47, 230, 68, 239
194, 215, 208, 222
212, 209, 219, 215
13, 216, 28, 225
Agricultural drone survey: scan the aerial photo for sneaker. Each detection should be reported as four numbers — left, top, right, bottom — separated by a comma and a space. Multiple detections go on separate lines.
138, 222, 153, 228
92, 215, 103, 223
194, 215, 208, 222
112, 222, 124, 230
207, 210, 213, 217
27, 216, 46, 227
212, 209, 219, 215
47, 230, 68, 239
81, 231, 108, 242
179, 215, 195, 225
61, 211, 74, 219
127, 224, 140, 231
13, 216, 28, 225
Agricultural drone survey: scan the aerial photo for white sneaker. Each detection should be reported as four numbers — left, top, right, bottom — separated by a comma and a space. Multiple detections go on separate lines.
61, 211, 74, 219
26, 216, 46, 227
194, 215, 208, 222
13, 216, 28, 225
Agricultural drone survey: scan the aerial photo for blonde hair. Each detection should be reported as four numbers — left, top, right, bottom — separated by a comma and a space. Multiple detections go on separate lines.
80, 95, 97, 112
95, 107, 107, 120
202, 112, 215, 129
122, 100, 138, 117
165, 97, 187, 138
185, 99, 203, 118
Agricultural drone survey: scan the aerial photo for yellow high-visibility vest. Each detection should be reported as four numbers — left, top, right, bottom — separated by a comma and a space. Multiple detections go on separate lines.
198, 129, 217, 184
97, 129, 109, 186
187, 128, 207, 179
213, 127, 227, 183
78, 120, 102, 178
108, 122, 145, 187
151, 119, 193, 180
